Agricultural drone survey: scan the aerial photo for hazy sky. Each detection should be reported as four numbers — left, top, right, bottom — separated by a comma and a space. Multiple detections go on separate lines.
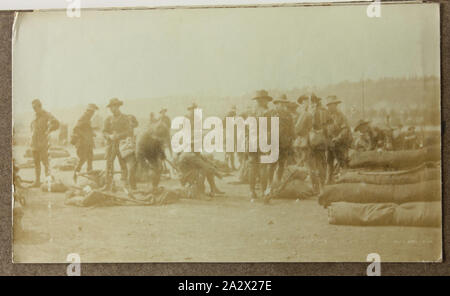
13, 4, 439, 112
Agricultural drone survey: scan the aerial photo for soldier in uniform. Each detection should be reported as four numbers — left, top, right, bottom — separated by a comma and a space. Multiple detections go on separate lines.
136, 121, 168, 191
306, 94, 328, 194
353, 119, 374, 151
158, 108, 172, 158
269, 95, 295, 184
293, 95, 312, 167
29, 99, 60, 187
223, 105, 238, 170
71, 103, 99, 182
159, 108, 171, 129
117, 114, 139, 190
325, 95, 352, 184
102, 98, 131, 191
248, 90, 274, 200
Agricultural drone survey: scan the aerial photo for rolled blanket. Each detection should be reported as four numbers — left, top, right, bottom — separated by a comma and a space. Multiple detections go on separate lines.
328, 202, 396, 226
319, 180, 441, 208
328, 201, 441, 227
348, 146, 440, 170
337, 166, 440, 185
393, 202, 441, 227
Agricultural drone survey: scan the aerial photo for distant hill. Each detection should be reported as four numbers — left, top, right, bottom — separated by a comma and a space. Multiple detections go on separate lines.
13, 76, 440, 138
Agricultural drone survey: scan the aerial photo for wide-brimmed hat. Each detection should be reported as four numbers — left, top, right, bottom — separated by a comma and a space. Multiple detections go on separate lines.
252, 90, 273, 102
310, 93, 322, 104
273, 94, 290, 105
326, 95, 341, 106
107, 98, 123, 108
160, 108, 168, 114
297, 95, 309, 105
354, 119, 370, 132
87, 103, 99, 112
187, 103, 198, 110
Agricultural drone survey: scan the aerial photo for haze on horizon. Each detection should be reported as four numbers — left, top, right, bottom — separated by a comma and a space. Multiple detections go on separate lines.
13, 4, 440, 114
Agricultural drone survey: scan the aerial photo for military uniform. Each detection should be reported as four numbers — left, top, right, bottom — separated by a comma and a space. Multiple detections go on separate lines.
159, 109, 172, 157
325, 96, 351, 184
103, 99, 132, 190
117, 114, 139, 189
223, 107, 238, 170
269, 97, 295, 184
72, 106, 98, 176
308, 99, 329, 194
247, 90, 274, 199
136, 126, 166, 190
30, 102, 59, 186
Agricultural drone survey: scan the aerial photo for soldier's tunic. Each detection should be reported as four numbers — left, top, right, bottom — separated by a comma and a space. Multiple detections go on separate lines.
103, 112, 131, 189
294, 107, 312, 164
326, 109, 351, 183
136, 128, 166, 189
223, 110, 238, 170
30, 109, 59, 180
160, 114, 171, 129
247, 105, 274, 195
118, 114, 139, 189
308, 106, 329, 193
269, 108, 294, 183
72, 111, 96, 173
159, 114, 172, 156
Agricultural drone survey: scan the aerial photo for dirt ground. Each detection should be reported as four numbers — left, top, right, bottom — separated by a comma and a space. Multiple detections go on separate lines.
12, 147, 442, 263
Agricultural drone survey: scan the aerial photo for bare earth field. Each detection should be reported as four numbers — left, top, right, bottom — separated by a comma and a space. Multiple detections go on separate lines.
12, 148, 442, 263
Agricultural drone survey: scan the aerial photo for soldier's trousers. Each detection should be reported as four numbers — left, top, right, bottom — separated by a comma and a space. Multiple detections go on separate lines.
307, 148, 327, 194
121, 154, 137, 190
75, 144, 93, 173
248, 152, 270, 194
32, 148, 49, 182
326, 146, 348, 184
105, 143, 136, 189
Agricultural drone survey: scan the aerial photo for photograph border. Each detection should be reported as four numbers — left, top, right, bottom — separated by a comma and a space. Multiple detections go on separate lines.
1, 0, 448, 275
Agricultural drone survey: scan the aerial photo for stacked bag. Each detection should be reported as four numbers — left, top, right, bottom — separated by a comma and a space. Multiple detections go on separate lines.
320, 147, 441, 227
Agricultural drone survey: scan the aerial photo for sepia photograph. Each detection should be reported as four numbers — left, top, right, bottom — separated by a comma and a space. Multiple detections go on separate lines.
11, 3, 441, 263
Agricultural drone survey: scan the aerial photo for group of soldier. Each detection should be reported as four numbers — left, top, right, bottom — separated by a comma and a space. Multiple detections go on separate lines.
27, 91, 421, 201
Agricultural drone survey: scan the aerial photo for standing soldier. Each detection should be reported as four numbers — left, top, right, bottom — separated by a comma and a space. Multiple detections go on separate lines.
325, 95, 352, 184
248, 90, 274, 200
293, 95, 312, 167
118, 114, 139, 190
71, 103, 99, 182
159, 108, 171, 129
223, 105, 238, 170
269, 95, 295, 184
102, 98, 131, 191
29, 99, 60, 187
159, 108, 172, 158
307, 94, 328, 194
